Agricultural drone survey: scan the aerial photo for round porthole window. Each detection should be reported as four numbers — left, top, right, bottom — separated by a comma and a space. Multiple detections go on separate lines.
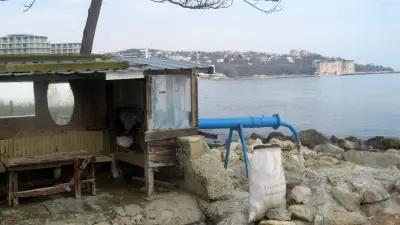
47, 82, 75, 125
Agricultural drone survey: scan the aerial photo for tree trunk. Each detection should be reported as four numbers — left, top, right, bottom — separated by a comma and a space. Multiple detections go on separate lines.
80, 0, 103, 54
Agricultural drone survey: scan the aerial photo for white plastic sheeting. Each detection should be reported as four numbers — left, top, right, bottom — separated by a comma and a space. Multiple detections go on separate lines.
151, 75, 191, 130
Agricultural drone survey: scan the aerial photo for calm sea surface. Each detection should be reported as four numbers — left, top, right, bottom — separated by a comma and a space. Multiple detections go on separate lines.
198, 73, 400, 139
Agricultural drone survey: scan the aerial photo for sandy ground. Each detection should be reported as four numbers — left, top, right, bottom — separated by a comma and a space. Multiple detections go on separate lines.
0, 172, 201, 225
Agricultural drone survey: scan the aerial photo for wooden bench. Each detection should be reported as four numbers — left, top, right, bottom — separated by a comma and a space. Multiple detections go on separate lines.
2, 151, 96, 207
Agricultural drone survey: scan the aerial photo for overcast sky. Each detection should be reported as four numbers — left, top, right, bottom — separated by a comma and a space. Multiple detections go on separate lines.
0, 0, 399, 69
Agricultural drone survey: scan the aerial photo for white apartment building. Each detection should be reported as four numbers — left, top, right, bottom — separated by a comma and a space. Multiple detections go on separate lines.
50, 43, 81, 55
0, 34, 81, 55
0, 34, 51, 55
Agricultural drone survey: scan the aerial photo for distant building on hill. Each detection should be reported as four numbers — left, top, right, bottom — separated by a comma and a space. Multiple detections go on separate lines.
315, 59, 355, 75
0, 34, 81, 55
289, 49, 312, 58
121, 49, 151, 58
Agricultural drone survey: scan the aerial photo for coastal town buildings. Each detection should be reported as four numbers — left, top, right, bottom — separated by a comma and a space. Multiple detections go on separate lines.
121, 48, 151, 58
315, 59, 355, 75
0, 34, 81, 55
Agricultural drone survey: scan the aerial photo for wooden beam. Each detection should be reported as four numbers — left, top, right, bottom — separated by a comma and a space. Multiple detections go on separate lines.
114, 150, 145, 167
145, 75, 152, 130
191, 69, 198, 127
144, 128, 198, 141
12, 183, 71, 198
143, 67, 212, 76
0, 73, 106, 82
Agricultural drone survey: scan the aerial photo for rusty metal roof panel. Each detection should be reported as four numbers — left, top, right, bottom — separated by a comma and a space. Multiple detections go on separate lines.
0, 55, 129, 76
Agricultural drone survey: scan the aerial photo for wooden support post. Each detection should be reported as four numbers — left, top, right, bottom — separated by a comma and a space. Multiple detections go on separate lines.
90, 162, 96, 195
145, 164, 154, 196
8, 171, 19, 207
8, 172, 13, 206
74, 159, 81, 199
144, 150, 154, 196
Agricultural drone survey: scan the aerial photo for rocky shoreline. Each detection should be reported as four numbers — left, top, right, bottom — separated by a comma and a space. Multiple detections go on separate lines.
197, 129, 400, 225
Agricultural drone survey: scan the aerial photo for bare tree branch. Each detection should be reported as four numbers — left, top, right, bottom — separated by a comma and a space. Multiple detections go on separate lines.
0, 0, 37, 12
151, 0, 282, 13
23, 0, 35, 12
242, 0, 282, 14
151, 0, 233, 9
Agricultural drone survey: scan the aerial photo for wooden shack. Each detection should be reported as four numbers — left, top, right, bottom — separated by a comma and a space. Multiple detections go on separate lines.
0, 55, 213, 199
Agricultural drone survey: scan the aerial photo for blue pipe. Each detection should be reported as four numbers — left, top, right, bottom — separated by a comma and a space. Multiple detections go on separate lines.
198, 115, 301, 175
198, 115, 281, 129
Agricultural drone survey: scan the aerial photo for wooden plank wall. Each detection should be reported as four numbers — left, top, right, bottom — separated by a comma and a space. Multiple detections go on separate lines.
0, 130, 109, 159
0, 78, 111, 161
148, 139, 177, 167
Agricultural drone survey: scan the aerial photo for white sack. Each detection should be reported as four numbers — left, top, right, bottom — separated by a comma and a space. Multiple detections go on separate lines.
248, 144, 286, 223
116, 136, 133, 148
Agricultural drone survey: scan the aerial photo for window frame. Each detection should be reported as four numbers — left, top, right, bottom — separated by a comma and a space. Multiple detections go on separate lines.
144, 69, 198, 141
0, 81, 36, 119
46, 81, 76, 126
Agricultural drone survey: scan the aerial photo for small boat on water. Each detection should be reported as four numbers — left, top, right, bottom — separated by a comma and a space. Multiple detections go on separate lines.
198, 73, 228, 80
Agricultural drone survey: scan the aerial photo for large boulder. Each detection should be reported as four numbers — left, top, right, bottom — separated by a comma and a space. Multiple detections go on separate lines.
299, 129, 329, 149
190, 153, 234, 200
366, 136, 400, 150
347, 174, 390, 204
338, 139, 361, 151
288, 205, 314, 222
304, 155, 341, 168
177, 135, 208, 161
289, 186, 312, 204
343, 150, 400, 168
265, 208, 292, 221
375, 213, 400, 225
177, 135, 233, 201
266, 132, 295, 143
331, 184, 361, 212
216, 211, 248, 225
198, 191, 248, 224
314, 143, 344, 159
259, 220, 296, 225
270, 138, 296, 151
250, 132, 267, 143
323, 207, 366, 225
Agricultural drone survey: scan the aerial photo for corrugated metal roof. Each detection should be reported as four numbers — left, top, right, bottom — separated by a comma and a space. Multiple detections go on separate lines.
119, 55, 214, 73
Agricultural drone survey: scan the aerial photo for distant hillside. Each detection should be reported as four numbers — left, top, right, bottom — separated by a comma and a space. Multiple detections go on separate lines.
119, 49, 394, 77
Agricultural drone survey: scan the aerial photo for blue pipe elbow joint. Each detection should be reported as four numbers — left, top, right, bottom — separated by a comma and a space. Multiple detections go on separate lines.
198, 115, 301, 175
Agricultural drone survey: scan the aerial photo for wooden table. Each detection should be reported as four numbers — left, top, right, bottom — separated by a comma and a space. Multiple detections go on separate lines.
2, 151, 96, 207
